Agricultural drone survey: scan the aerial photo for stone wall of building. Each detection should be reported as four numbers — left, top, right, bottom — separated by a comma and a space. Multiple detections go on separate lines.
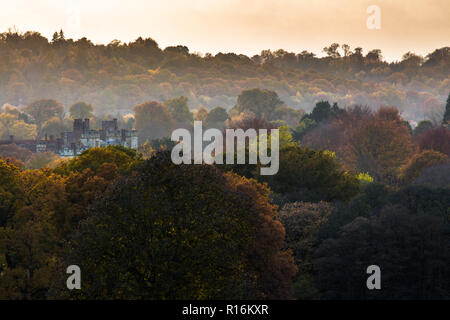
0, 118, 138, 157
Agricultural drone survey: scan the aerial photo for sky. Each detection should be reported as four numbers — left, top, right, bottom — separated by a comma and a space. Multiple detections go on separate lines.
1, 0, 449, 61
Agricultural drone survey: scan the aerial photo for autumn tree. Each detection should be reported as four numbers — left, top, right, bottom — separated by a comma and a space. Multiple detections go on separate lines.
399, 150, 449, 185
0, 30, 447, 123
0, 108, 36, 139
9, 121, 37, 139
0, 112, 17, 138
56, 164, 122, 239
0, 144, 33, 164
345, 107, 413, 183
1, 104, 20, 116
54, 145, 142, 176
270, 106, 304, 127
24, 151, 60, 170
24, 99, 63, 134
417, 127, 450, 156
227, 115, 276, 133
302, 123, 347, 160
138, 141, 155, 159
194, 106, 208, 122
53, 152, 296, 299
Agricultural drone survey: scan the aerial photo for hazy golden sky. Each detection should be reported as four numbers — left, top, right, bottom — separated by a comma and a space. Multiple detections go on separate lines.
1, 0, 449, 61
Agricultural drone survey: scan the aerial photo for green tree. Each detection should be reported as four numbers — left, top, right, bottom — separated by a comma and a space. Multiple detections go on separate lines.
278, 201, 334, 299
302, 101, 344, 124
134, 101, 175, 143
234, 88, 283, 119
261, 145, 359, 203
315, 186, 450, 299
51, 32, 59, 43
205, 106, 229, 129
413, 120, 433, 136
443, 92, 450, 125
0, 158, 21, 226
323, 43, 341, 58
0, 169, 67, 299
292, 118, 317, 141
165, 96, 193, 127
270, 106, 304, 127
309, 101, 332, 123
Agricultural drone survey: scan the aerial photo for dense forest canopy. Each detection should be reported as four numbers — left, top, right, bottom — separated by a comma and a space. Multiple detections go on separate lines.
0, 29, 449, 300
0, 29, 449, 123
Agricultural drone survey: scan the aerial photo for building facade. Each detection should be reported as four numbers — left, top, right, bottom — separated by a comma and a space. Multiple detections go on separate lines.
0, 118, 138, 157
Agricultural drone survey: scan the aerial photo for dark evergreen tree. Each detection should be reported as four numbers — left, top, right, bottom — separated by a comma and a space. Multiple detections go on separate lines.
443, 92, 450, 125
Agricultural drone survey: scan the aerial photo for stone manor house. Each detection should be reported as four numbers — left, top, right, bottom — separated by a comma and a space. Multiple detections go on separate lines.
0, 118, 138, 157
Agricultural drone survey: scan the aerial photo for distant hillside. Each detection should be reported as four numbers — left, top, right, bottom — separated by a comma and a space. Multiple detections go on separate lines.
0, 30, 449, 122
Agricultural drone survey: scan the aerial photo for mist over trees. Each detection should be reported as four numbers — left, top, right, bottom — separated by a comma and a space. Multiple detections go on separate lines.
0, 29, 449, 300
0, 30, 449, 123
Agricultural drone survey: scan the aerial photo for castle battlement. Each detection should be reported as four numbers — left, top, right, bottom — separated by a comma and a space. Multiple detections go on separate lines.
1, 118, 138, 157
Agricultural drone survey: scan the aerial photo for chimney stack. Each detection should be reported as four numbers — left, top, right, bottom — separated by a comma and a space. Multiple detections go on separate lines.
74, 119, 83, 141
